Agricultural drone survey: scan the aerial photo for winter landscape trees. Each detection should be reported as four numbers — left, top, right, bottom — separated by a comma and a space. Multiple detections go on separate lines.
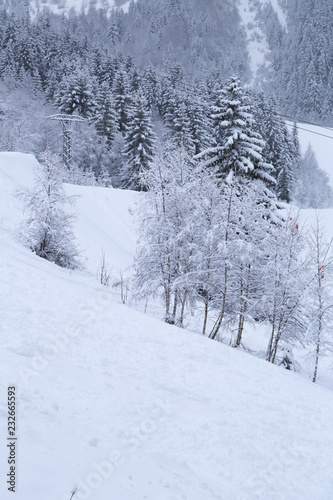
133, 76, 333, 380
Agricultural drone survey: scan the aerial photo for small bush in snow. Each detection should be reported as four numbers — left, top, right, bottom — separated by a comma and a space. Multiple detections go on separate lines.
17, 150, 81, 269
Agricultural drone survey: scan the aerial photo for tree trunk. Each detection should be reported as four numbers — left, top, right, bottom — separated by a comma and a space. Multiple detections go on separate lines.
171, 290, 178, 324
180, 290, 187, 327
313, 272, 323, 383
202, 295, 209, 335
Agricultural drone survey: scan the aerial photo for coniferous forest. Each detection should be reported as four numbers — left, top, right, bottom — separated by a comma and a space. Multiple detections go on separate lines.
0, 0, 331, 201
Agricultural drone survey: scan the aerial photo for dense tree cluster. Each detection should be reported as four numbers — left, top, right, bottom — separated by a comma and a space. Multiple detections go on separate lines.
0, 0, 250, 186
0, 0, 330, 209
134, 78, 333, 380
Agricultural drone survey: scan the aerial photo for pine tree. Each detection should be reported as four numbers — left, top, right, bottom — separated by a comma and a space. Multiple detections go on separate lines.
93, 82, 118, 148
252, 92, 295, 203
276, 127, 294, 203
54, 69, 98, 118
198, 77, 275, 187
121, 93, 156, 190
113, 68, 135, 134
187, 85, 213, 155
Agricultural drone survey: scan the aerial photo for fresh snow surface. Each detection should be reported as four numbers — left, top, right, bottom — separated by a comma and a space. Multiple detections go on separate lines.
1, 153, 333, 500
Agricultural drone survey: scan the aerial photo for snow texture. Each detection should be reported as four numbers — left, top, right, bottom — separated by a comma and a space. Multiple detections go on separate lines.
1, 153, 333, 500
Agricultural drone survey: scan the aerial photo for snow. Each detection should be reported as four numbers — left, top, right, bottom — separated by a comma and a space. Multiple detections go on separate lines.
267, 0, 287, 28
237, 0, 286, 81
237, 0, 269, 81
2, 153, 333, 499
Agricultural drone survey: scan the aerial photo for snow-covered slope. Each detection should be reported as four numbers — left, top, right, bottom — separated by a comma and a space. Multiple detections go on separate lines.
0, 153, 137, 275
237, 0, 286, 82
1, 153, 333, 500
237, 0, 269, 80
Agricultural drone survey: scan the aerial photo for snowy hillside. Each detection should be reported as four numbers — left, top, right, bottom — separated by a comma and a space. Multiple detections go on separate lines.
2, 153, 333, 500
237, 0, 286, 81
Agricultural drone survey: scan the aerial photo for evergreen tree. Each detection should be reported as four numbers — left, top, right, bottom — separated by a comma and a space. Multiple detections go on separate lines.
187, 85, 213, 155
121, 93, 156, 190
93, 82, 118, 148
113, 68, 135, 134
54, 69, 98, 118
198, 77, 275, 187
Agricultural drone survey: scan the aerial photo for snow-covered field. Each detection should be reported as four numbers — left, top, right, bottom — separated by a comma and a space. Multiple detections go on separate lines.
2, 152, 333, 500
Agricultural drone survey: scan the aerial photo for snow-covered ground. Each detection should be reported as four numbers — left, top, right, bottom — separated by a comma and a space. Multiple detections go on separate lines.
2, 153, 333, 500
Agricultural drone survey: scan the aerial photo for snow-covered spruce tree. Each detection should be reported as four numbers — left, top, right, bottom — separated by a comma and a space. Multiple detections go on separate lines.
252, 92, 295, 203
188, 87, 213, 156
162, 83, 198, 154
54, 69, 98, 118
93, 82, 118, 148
306, 214, 333, 383
198, 77, 275, 187
276, 127, 294, 204
17, 150, 80, 269
121, 93, 157, 191
113, 68, 135, 134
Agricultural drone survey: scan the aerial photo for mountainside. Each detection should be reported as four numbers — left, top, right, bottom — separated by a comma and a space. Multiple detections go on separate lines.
2, 153, 333, 500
